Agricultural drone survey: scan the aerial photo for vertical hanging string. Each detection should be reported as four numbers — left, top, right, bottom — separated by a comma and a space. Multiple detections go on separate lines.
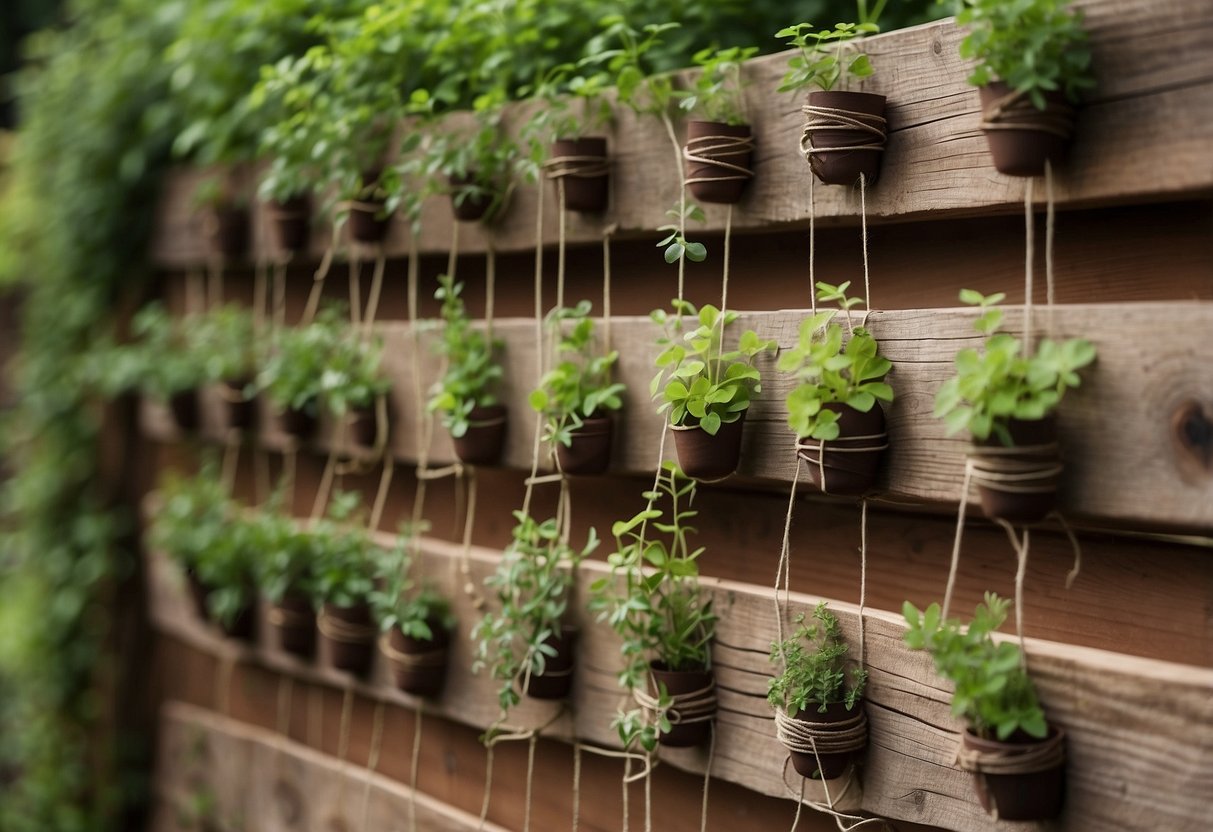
858, 500, 869, 668
272, 258, 289, 329
408, 705, 424, 832
602, 228, 614, 354
1023, 178, 1035, 353
809, 175, 817, 312
359, 701, 386, 831
571, 743, 582, 832
520, 183, 548, 521
1044, 161, 1056, 338
556, 179, 567, 311
363, 248, 387, 334
302, 219, 338, 325
859, 174, 871, 310
522, 734, 538, 832
477, 745, 494, 831
349, 253, 364, 326
659, 112, 688, 308
700, 726, 715, 832
941, 463, 974, 622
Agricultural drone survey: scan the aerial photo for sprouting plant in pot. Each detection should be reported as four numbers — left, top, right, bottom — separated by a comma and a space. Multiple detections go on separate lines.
589, 462, 717, 750
255, 306, 342, 440
778, 281, 893, 495
904, 592, 1065, 820
419, 107, 518, 224
933, 289, 1096, 523
473, 512, 598, 720
953, 0, 1095, 177
193, 174, 250, 260
679, 45, 758, 205
427, 274, 506, 465
309, 490, 380, 675
529, 301, 625, 476
318, 319, 392, 449
651, 299, 776, 480
191, 303, 260, 431
369, 521, 455, 696
110, 303, 212, 432
776, 8, 886, 186
768, 602, 868, 780
250, 498, 319, 658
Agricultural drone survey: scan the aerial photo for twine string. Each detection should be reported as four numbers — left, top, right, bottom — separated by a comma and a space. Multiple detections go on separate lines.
316, 608, 377, 645
632, 678, 717, 727
409, 705, 424, 832
980, 88, 1075, 139
358, 701, 386, 831
302, 219, 339, 325
800, 105, 888, 169
363, 249, 387, 335
682, 132, 755, 187
543, 153, 610, 180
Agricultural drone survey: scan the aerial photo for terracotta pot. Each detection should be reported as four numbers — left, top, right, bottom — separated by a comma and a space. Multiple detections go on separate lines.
671, 412, 746, 481
549, 137, 609, 213
556, 416, 613, 475
449, 174, 493, 222
279, 405, 317, 440
979, 82, 1075, 178
972, 415, 1060, 524
219, 380, 255, 431
349, 403, 384, 448
789, 701, 865, 780
384, 620, 450, 696
521, 626, 576, 700
798, 404, 887, 496
320, 603, 377, 676
169, 389, 200, 432
347, 197, 392, 243
961, 728, 1066, 820
208, 205, 249, 260
803, 91, 887, 186
269, 195, 311, 253
452, 404, 508, 466
649, 662, 715, 748
684, 121, 754, 204
269, 594, 316, 658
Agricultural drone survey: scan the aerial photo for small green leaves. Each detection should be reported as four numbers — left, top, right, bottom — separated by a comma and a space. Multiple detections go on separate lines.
768, 602, 865, 715
776, 20, 881, 93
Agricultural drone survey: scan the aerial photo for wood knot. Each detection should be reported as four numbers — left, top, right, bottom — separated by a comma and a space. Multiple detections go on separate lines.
1171, 400, 1213, 477
273, 779, 304, 826
932, 40, 942, 55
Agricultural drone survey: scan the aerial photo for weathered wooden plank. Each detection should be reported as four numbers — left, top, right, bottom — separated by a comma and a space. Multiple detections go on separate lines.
144, 526, 1213, 832
152, 701, 509, 832
148, 0, 1213, 264
140, 302, 1213, 530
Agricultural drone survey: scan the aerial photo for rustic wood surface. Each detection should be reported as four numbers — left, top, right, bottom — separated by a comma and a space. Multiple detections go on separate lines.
148, 0, 1213, 264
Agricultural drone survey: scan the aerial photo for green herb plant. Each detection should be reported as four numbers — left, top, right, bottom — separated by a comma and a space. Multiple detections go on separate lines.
775, 2, 883, 95
96, 303, 209, 401
418, 108, 519, 222
903, 592, 1048, 740
308, 491, 378, 611
368, 522, 453, 641
768, 602, 867, 715
778, 281, 893, 441
679, 45, 758, 126
428, 274, 504, 438
319, 325, 390, 417
192, 303, 260, 387
248, 497, 318, 606
518, 63, 614, 179
933, 290, 1096, 444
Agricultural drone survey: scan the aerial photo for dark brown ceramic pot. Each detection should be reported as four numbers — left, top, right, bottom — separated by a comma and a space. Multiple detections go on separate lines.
972, 415, 1060, 524
384, 620, 450, 696
279, 405, 318, 441
684, 121, 754, 204
208, 205, 250, 260
269, 195, 311, 253
797, 404, 887, 496
320, 603, 377, 676
803, 91, 887, 186
671, 413, 745, 481
218, 380, 255, 431
449, 174, 492, 222
269, 593, 316, 658
452, 404, 508, 466
349, 403, 385, 448
549, 137, 610, 212
788, 701, 866, 780
169, 389, 200, 432
978, 82, 1075, 178
521, 626, 577, 700
556, 416, 613, 475
649, 663, 715, 748
961, 728, 1066, 820
347, 197, 392, 243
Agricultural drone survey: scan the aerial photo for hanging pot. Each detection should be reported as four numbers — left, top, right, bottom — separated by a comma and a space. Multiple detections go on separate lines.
684, 121, 754, 204
649, 662, 716, 748
218, 380, 256, 431
278, 405, 317, 441
347, 198, 392, 243
556, 416, 613, 475
208, 204, 250, 261
521, 626, 577, 700
168, 389, 200, 432
978, 82, 1075, 178
319, 603, 377, 676
383, 620, 450, 696
549, 138, 610, 213
960, 727, 1066, 820
269, 195, 311, 253
802, 91, 887, 187
788, 701, 866, 780
970, 414, 1060, 524
797, 404, 887, 496
671, 412, 746, 481
449, 174, 492, 222
269, 593, 316, 658
451, 404, 508, 466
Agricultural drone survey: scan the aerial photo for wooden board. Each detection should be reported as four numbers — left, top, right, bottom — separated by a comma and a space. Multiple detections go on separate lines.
140, 302, 1213, 531
148, 0, 1213, 264
144, 528, 1213, 832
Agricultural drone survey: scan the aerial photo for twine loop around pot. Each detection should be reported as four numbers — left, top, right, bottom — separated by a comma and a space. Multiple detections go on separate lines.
378, 633, 448, 668
267, 605, 312, 628
981, 89, 1075, 140
682, 133, 756, 187
543, 154, 610, 180
966, 442, 1061, 495
316, 609, 377, 644
955, 728, 1066, 776
800, 104, 888, 162
796, 431, 889, 494
774, 706, 869, 757
633, 677, 718, 726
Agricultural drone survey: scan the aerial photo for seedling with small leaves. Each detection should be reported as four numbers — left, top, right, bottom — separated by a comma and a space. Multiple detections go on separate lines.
680, 46, 757, 126
775, 20, 880, 93
768, 602, 867, 715
657, 200, 707, 265
428, 274, 504, 438
368, 522, 453, 642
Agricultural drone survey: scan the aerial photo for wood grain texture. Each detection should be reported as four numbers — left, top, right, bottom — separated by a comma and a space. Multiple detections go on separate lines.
147, 0, 1213, 264
144, 527, 1213, 832
140, 302, 1213, 530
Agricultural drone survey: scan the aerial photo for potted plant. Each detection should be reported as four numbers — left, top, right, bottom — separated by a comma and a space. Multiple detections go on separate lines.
323, 320, 392, 448
934, 290, 1096, 523
193, 304, 260, 432
524, 64, 613, 213
421, 110, 517, 224
428, 274, 506, 465
370, 524, 455, 696
679, 46, 758, 204
473, 512, 597, 712
251, 505, 319, 658
591, 463, 717, 749
768, 602, 868, 779
309, 492, 379, 675
257, 308, 342, 439
778, 282, 894, 495
904, 593, 1065, 820
776, 16, 884, 186
955, 0, 1095, 177
652, 300, 776, 480
342, 168, 397, 243
529, 301, 625, 475
115, 304, 211, 432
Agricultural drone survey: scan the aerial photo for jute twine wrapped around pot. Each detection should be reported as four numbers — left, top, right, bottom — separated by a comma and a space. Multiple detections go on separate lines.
955, 728, 1066, 822
632, 675, 718, 731
799, 103, 887, 178
795, 431, 889, 494
980, 88, 1075, 140
966, 441, 1061, 496
542, 150, 610, 182
774, 706, 868, 763
682, 130, 755, 192
378, 633, 448, 670
316, 608, 377, 645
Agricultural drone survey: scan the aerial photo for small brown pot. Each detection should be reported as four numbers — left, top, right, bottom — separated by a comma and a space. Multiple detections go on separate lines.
789, 701, 864, 780
320, 603, 377, 676
671, 413, 746, 481
451, 404, 507, 466
384, 621, 450, 696
804, 91, 887, 187
347, 198, 392, 243
208, 205, 249, 260
449, 174, 493, 222
269, 195, 311, 253
169, 389, 200, 432
979, 82, 1075, 178
556, 416, 613, 475
972, 415, 1059, 524
649, 662, 715, 748
521, 626, 576, 701
549, 137, 609, 213
684, 121, 754, 204
219, 380, 256, 431
961, 728, 1066, 820
269, 594, 316, 658
798, 404, 887, 496
349, 403, 384, 448
279, 405, 317, 440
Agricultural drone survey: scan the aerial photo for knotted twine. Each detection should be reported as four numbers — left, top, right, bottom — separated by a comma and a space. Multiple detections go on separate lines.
477, 706, 567, 832
543, 148, 611, 185
682, 131, 755, 191
799, 104, 888, 182
980, 89, 1075, 142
